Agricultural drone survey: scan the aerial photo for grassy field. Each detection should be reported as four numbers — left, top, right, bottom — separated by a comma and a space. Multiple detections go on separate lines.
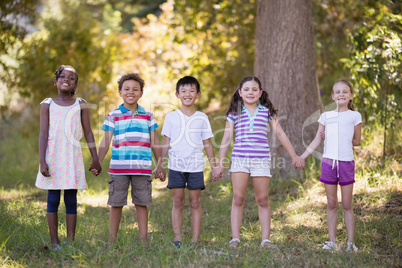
0, 128, 401, 267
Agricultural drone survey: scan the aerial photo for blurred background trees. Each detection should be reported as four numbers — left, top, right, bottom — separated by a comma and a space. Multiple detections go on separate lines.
0, 0, 400, 177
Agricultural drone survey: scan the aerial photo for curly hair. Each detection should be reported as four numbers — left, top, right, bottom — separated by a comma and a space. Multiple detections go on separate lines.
225, 76, 278, 118
118, 73, 145, 91
54, 65, 78, 97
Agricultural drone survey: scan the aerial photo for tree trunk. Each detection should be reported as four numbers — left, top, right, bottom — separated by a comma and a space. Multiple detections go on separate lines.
254, 0, 322, 179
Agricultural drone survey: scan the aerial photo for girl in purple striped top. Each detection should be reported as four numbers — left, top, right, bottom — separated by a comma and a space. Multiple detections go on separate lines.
216, 76, 304, 249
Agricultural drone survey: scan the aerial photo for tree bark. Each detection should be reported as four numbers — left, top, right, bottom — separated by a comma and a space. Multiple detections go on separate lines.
254, 0, 322, 179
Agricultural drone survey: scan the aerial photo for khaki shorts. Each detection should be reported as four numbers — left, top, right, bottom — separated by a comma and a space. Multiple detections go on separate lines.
108, 175, 152, 207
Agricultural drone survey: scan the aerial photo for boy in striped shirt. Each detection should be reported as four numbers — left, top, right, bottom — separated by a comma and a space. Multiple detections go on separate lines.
95, 73, 165, 247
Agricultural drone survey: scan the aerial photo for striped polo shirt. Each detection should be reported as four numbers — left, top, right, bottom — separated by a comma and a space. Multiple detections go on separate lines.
227, 104, 273, 159
102, 104, 158, 175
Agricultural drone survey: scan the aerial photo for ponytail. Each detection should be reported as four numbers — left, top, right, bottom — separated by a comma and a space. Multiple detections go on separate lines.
225, 89, 243, 117
259, 90, 278, 117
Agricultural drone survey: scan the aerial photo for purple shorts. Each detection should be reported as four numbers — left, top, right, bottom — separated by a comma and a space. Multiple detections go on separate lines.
320, 158, 355, 186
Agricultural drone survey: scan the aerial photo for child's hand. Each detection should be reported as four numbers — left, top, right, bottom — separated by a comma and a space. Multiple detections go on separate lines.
154, 166, 166, 182
40, 162, 51, 177
291, 156, 305, 170
320, 127, 325, 139
89, 161, 102, 176
212, 166, 224, 181
90, 168, 98, 176
210, 167, 219, 181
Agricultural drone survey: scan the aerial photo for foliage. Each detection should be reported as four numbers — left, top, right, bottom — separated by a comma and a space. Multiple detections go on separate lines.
0, 0, 40, 70
0, 0, 40, 113
314, 0, 401, 100
341, 1, 402, 155
108, 0, 167, 32
0, 0, 39, 52
16, 0, 120, 108
164, 0, 256, 108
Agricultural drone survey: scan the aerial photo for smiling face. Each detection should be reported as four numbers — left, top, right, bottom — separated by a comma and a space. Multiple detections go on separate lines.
332, 82, 354, 108
54, 67, 78, 95
176, 83, 200, 107
119, 79, 143, 106
238, 80, 262, 105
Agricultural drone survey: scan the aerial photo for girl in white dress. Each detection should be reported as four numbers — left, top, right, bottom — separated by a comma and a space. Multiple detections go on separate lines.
36, 65, 101, 250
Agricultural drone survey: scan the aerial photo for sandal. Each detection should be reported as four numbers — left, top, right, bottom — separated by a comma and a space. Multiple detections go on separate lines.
190, 242, 199, 247
172, 240, 182, 248
229, 238, 240, 249
260, 239, 276, 248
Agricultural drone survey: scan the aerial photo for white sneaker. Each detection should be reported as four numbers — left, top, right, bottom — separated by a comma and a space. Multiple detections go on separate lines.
323, 241, 336, 250
346, 242, 358, 252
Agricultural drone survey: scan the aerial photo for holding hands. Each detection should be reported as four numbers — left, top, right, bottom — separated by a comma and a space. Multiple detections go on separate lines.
291, 155, 305, 170
154, 165, 166, 182
90, 160, 102, 176
211, 166, 224, 181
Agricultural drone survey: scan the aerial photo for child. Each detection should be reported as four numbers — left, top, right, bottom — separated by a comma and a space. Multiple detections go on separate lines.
216, 76, 304, 249
94, 73, 165, 247
160, 76, 218, 247
36, 65, 101, 250
300, 79, 361, 252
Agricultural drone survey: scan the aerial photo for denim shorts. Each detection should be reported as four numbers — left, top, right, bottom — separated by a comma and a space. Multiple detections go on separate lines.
167, 169, 205, 190
320, 158, 355, 186
108, 175, 152, 207
230, 157, 272, 177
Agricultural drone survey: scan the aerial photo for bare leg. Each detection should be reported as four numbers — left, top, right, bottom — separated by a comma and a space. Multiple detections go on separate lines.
66, 214, 77, 242
109, 206, 123, 244
47, 212, 60, 248
188, 189, 202, 243
231, 172, 249, 240
252, 176, 271, 240
324, 184, 338, 242
340, 184, 355, 243
135, 205, 149, 246
172, 188, 185, 242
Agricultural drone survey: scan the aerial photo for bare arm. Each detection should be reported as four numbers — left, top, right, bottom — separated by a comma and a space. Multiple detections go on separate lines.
269, 118, 303, 166
217, 120, 234, 173
300, 123, 325, 160
203, 139, 217, 168
150, 130, 161, 165
150, 130, 165, 180
80, 100, 101, 173
204, 138, 219, 181
98, 130, 113, 164
352, 123, 362, 146
160, 135, 170, 167
39, 103, 50, 177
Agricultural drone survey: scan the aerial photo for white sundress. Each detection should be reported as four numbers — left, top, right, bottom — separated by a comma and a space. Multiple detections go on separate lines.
35, 98, 87, 190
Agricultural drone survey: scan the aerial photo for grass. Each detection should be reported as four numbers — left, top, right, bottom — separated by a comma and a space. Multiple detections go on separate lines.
1, 152, 401, 267
0, 121, 401, 267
